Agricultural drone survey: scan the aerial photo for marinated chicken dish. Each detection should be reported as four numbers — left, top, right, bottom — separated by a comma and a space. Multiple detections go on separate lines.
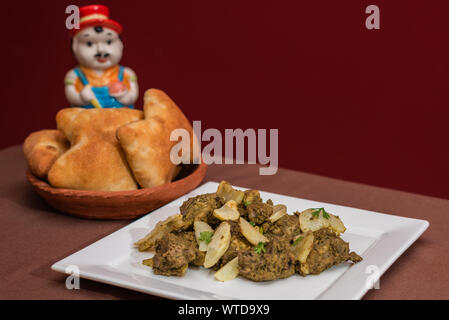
134, 181, 362, 282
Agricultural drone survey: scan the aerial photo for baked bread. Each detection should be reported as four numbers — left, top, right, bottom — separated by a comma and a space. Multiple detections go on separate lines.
144, 89, 199, 165
23, 130, 70, 179
48, 107, 143, 191
117, 89, 199, 188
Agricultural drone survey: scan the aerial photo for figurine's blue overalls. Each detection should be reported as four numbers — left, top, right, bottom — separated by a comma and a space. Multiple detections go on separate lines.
74, 66, 134, 109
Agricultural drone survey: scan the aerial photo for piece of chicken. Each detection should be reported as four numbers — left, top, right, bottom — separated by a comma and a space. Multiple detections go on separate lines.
297, 229, 362, 276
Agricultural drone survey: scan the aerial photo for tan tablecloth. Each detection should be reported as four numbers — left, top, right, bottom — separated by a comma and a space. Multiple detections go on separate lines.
0, 145, 447, 299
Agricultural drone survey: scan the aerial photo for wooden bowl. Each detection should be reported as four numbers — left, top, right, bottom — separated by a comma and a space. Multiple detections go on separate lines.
26, 162, 207, 220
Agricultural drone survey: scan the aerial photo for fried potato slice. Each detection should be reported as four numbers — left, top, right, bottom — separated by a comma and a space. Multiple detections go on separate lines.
239, 217, 269, 245
214, 257, 239, 282
204, 222, 231, 268
328, 214, 346, 235
142, 258, 153, 267
298, 208, 346, 234
194, 221, 214, 252
299, 263, 311, 276
134, 214, 184, 251
291, 232, 314, 263
216, 181, 244, 204
299, 209, 330, 233
213, 200, 240, 221
269, 204, 287, 223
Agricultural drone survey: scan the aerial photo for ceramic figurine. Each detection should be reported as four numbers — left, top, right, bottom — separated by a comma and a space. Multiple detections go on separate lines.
64, 4, 138, 109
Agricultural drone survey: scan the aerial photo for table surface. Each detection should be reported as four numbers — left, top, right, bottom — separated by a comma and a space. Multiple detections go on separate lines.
1, 145, 448, 300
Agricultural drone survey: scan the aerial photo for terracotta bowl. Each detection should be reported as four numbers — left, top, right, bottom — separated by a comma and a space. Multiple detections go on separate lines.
26, 162, 207, 220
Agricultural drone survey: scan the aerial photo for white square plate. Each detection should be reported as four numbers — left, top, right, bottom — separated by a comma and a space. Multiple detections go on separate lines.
52, 182, 429, 300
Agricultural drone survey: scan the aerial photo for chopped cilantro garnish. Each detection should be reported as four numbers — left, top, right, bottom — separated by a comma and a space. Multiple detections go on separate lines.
311, 208, 330, 219
199, 231, 213, 244
292, 236, 304, 246
254, 242, 266, 254
244, 200, 252, 207
311, 209, 320, 217
249, 221, 263, 233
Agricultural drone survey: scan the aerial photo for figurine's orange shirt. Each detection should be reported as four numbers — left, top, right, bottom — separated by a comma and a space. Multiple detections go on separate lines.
74, 65, 131, 92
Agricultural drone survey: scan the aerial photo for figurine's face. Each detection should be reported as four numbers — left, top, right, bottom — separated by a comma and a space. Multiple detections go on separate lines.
72, 26, 123, 70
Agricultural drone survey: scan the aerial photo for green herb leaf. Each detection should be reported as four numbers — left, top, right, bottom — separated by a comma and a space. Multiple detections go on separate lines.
254, 242, 266, 254
249, 221, 256, 227
199, 231, 213, 244
259, 227, 264, 234
292, 236, 304, 246
311, 208, 321, 217
244, 200, 252, 207
311, 208, 330, 219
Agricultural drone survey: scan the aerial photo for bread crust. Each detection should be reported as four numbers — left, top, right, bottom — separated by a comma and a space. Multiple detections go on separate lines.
48, 108, 143, 191
117, 89, 198, 188
23, 130, 70, 179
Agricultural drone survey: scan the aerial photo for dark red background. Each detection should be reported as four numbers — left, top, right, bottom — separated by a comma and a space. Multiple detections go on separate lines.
2, 1, 449, 199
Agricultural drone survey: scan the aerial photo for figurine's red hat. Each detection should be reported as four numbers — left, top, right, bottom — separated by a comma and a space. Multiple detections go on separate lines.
70, 4, 123, 37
